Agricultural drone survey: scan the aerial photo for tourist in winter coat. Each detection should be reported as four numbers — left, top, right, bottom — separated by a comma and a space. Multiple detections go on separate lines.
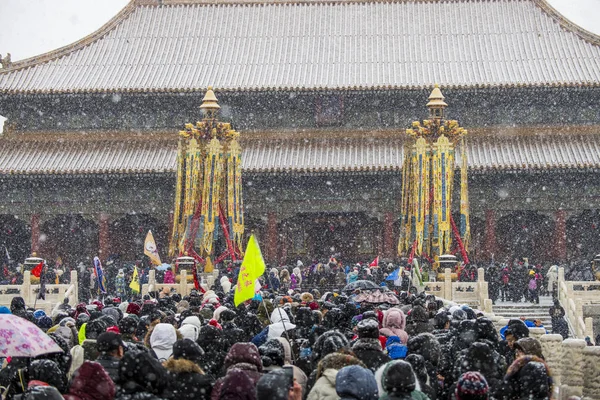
406, 332, 442, 395
291, 267, 302, 290
405, 306, 433, 337
380, 308, 409, 344
352, 320, 391, 373
116, 351, 169, 400
28, 359, 69, 394
220, 309, 247, 348
115, 269, 127, 299
64, 361, 116, 400
335, 365, 379, 400
280, 269, 291, 292
549, 299, 568, 339
251, 308, 296, 348
163, 268, 175, 284
307, 352, 366, 400
256, 369, 303, 400
449, 342, 505, 396
210, 342, 263, 400
405, 354, 436, 400
163, 339, 213, 400
494, 355, 553, 400
268, 268, 281, 292
95, 332, 125, 384
149, 323, 178, 362
376, 360, 428, 400
197, 325, 227, 378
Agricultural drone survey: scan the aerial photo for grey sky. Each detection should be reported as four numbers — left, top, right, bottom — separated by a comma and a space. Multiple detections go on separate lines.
0, 0, 599, 129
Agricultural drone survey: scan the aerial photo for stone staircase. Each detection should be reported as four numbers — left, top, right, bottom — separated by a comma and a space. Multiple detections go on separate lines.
492, 296, 554, 331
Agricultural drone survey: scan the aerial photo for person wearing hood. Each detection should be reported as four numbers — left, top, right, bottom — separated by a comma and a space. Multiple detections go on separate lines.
10, 296, 28, 319
274, 336, 308, 395
380, 308, 409, 345
63, 361, 116, 400
307, 352, 366, 400
179, 316, 202, 342
163, 267, 175, 284
197, 325, 227, 378
405, 354, 436, 400
251, 308, 296, 348
28, 359, 69, 395
220, 276, 232, 294
149, 323, 178, 362
406, 305, 433, 337
115, 351, 169, 400
218, 369, 256, 400
220, 308, 247, 349
210, 342, 263, 400
335, 365, 379, 400
163, 339, 213, 400
81, 319, 108, 361
493, 354, 553, 400
347, 267, 359, 284
268, 268, 281, 293
259, 339, 286, 372
352, 320, 391, 373
291, 267, 302, 291
377, 360, 427, 400
406, 333, 441, 396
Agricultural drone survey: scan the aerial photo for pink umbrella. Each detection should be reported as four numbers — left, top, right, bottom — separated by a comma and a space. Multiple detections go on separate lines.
0, 314, 63, 358
354, 290, 400, 305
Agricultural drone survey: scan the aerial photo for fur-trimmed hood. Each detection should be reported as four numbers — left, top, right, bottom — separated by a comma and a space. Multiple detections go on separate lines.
163, 358, 204, 375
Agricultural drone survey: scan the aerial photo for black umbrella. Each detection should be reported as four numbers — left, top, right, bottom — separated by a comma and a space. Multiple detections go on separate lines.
342, 280, 381, 292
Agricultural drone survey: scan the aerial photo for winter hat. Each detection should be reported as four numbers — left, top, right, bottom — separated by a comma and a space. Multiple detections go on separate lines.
220, 368, 257, 400
126, 302, 141, 316
220, 308, 237, 323
35, 316, 53, 331
405, 354, 428, 383
336, 365, 379, 400
0, 306, 11, 314
382, 360, 416, 394
504, 319, 530, 340
514, 337, 544, 360
172, 338, 205, 364
66, 361, 116, 400
455, 371, 489, 400
386, 336, 408, 360
213, 305, 229, 322
313, 331, 349, 360
259, 339, 285, 368
96, 332, 125, 353
256, 369, 291, 400
406, 333, 441, 367
118, 315, 138, 335
357, 319, 380, 339
300, 292, 314, 303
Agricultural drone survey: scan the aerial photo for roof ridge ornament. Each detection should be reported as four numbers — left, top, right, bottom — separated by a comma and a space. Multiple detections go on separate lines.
199, 86, 221, 118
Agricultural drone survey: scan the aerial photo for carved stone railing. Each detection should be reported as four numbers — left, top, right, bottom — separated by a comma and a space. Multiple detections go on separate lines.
142, 269, 219, 297
557, 267, 597, 340
424, 268, 491, 312
0, 270, 78, 313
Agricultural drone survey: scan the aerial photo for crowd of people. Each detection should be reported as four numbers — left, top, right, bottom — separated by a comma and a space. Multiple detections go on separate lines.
0, 255, 571, 400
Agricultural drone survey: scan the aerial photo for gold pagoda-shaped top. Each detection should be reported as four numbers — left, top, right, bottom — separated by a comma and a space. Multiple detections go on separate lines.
199, 86, 221, 117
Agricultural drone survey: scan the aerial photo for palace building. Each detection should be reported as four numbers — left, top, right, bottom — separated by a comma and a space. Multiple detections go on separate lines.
0, 0, 599, 265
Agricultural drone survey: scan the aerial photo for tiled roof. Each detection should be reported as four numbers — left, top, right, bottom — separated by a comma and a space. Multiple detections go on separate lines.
1, 0, 600, 93
0, 133, 599, 175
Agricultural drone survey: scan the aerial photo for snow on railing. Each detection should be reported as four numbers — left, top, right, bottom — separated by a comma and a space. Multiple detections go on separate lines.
558, 267, 595, 340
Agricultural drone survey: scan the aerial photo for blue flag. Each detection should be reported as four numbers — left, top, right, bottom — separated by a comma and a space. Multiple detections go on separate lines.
93, 256, 107, 294
386, 269, 400, 281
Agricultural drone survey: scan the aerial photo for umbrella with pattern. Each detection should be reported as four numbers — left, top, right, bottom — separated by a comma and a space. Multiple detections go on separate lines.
0, 314, 63, 358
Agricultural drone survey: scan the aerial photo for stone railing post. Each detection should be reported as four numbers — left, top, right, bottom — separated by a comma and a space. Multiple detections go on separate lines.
477, 267, 489, 311
69, 270, 78, 306
540, 334, 563, 387
582, 346, 600, 399
22, 271, 32, 306
444, 268, 452, 302
560, 339, 586, 399
142, 269, 156, 296
576, 299, 584, 338
179, 270, 188, 296
584, 317, 594, 340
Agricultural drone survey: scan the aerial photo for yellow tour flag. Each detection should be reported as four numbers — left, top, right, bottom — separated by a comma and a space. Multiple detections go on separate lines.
234, 235, 266, 306
144, 230, 162, 266
204, 257, 214, 273
129, 266, 140, 293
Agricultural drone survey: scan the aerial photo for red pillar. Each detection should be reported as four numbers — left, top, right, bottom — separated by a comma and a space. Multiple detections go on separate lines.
99, 213, 110, 259
266, 212, 278, 264
383, 212, 394, 259
30, 214, 40, 256
484, 210, 497, 260
554, 210, 567, 262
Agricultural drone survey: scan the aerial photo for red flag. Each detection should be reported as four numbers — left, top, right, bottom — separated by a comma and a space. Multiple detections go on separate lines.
369, 256, 379, 268
31, 261, 43, 278
192, 266, 206, 294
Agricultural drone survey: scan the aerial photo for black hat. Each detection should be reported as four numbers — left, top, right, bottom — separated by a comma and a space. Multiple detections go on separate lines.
382, 360, 416, 394
357, 319, 380, 339
96, 332, 125, 353
259, 339, 285, 368
118, 316, 137, 335
173, 338, 205, 362
256, 370, 290, 400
